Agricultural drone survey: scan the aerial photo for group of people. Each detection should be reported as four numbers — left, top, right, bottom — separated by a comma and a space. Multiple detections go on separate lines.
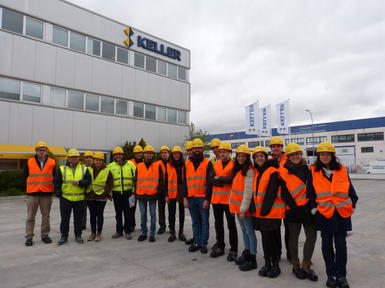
24, 136, 358, 288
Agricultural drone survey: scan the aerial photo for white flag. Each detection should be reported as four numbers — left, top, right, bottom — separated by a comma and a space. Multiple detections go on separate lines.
276, 100, 290, 134
259, 105, 271, 137
245, 102, 259, 135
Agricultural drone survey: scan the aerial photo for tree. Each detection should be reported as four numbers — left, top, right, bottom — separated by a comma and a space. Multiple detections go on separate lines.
184, 122, 210, 150
109, 138, 148, 162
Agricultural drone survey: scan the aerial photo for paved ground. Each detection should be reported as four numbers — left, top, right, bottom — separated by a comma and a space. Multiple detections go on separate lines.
0, 179, 384, 288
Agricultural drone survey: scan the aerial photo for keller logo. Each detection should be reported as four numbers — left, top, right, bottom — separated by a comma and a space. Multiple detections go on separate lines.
123, 27, 134, 48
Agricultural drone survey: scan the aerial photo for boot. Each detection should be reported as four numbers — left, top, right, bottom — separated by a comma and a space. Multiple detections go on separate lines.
168, 232, 176, 242
94, 233, 102, 242
41, 235, 52, 244
87, 233, 96, 241
178, 231, 187, 242
336, 277, 350, 288
235, 249, 250, 265
57, 236, 68, 246
227, 251, 237, 262
292, 259, 307, 279
302, 260, 318, 281
326, 276, 337, 288
258, 257, 271, 277
239, 254, 257, 271
25, 237, 33, 246
210, 244, 225, 258
267, 257, 281, 278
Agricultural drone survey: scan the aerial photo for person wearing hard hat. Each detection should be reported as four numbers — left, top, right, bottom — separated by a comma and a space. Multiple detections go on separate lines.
135, 145, 163, 242
165, 146, 187, 242
82, 151, 94, 230
209, 138, 222, 163
185, 141, 193, 160
108, 146, 136, 240
129, 145, 144, 232
209, 142, 238, 261
23, 141, 56, 246
184, 138, 213, 254
280, 143, 318, 281
307, 142, 358, 288
85, 152, 113, 242
55, 148, 91, 245
156, 145, 170, 235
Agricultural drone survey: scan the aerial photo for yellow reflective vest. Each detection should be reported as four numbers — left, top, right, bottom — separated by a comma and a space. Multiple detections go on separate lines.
60, 164, 86, 201
108, 161, 136, 193
86, 167, 110, 195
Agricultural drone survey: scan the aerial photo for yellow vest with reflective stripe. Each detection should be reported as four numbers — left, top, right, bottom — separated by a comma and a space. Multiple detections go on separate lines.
108, 161, 135, 193
60, 164, 86, 201
86, 167, 110, 195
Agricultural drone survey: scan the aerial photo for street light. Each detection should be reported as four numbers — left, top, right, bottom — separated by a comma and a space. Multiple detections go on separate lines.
305, 109, 315, 162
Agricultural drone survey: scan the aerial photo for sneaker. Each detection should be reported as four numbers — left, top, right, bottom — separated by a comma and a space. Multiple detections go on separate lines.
200, 245, 208, 254
185, 238, 194, 245
87, 233, 96, 241
157, 226, 166, 235
326, 276, 337, 288
210, 246, 225, 258
112, 232, 123, 239
41, 236, 52, 244
235, 249, 250, 265
94, 233, 102, 242
227, 251, 238, 262
75, 236, 84, 244
188, 244, 200, 252
306, 269, 318, 282
125, 234, 132, 240
57, 236, 68, 246
138, 234, 147, 242
293, 267, 307, 279
25, 238, 33, 247
149, 235, 156, 242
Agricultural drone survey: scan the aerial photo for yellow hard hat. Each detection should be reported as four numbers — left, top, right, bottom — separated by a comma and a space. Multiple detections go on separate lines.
252, 146, 268, 156
67, 148, 80, 157
93, 151, 105, 160
285, 143, 303, 156
159, 145, 170, 152
236, 145, 251, 155
171, 146, 183, 153
210, 138, 221, 148
143, 145, 155, 153
35, 141, 48, 150
133, 145, 143, 153
185, 141, 193, 151
112, 146, 124, 155
269, 136, 284, 147
84, 151, 93, 158
192, 138, 204, 148
218, 142, 232, 151
316, 141, 336, 154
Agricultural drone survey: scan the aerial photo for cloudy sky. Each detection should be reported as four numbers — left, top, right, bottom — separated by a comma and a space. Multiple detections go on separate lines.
70, 0, 385, 134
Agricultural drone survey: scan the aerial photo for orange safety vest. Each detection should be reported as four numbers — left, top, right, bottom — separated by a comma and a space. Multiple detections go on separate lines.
136, 161, 160, 196
212, 159, 235, 204
26, 158, 55, 193
254, 166, 285, 219
229, 168, 256, 216
157, 160, 167, 175
280, 165, 309, 208
129, 159, 140, 168
310, 165, 352, 219
166, 163, 184, 199
185, 158, 209, 198
279, 153, 287, 168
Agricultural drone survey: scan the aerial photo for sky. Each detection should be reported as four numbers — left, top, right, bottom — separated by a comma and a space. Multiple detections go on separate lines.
69, 0, 385, 134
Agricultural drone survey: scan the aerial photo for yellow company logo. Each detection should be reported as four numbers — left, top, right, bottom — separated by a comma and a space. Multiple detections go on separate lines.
124, 27, 134, 48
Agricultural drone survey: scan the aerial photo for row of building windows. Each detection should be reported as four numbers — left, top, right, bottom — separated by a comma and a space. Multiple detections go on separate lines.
0, 76, 188, 125
0, 7, 188, 82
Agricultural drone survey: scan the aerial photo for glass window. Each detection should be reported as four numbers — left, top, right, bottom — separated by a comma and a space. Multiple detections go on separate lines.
156, 106, 166, 121
69, 31, 85, 52
306, 136, 327, 144
357, 132, 384, 142
102, 42, 115, 61
100, 96, 114, 114
117, 47, 128, 64
178, 67, 186, 81
248, 141, 260, 148
361, 147, 374, 153
22, 82, 41, 103
178, 110, 187, 124
49, 87, 66, 107
134, 53, 145, 69
168, 63, 177, 78
134, 102, 144, 118
68, 90, 84, 110
158, 60, 167, 75
2, 8, 23, 34
146, 56, 156, 72
25, 17, 43, 39
331, 134, 355, 143
87, 37, 101, 56
52, 26, 68, 47
0, 77, 20, 100
167, 108, 177, 123
85, 93, 99, 112
116, 99, 128, 115
145, 104, 156, 120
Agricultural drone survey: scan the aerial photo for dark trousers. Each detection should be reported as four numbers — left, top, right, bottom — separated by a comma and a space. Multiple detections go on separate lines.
288, 221, 317, 262
321, 231, 348, 278
87, 200, 107, 234
213, 203, 238, 252
168, 199, 185, 233
112, 190, 133, 234
81, 200, 87, 229
261, 230, 280, 260
158, 196, 166, 228
277, 219, 290, 257
130, 199, 136, 231
59, 198, 84, 237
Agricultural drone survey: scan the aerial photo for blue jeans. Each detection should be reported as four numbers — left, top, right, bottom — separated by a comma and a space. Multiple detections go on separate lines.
237, 215, 257, 255
138, 199, 157, 236
188, 197, 209, 246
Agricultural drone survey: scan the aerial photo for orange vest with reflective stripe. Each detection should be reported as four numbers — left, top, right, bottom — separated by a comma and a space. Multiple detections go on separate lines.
278, 153, 287, 168
212, 160, 235, 204
310, 165, 352, 219
254, 166, 285, 219
26, 158, 55, 193
229, 168, 256, 216
157, 160, 167, 175
280, 165, 309, 208
166, 163, 184, 199
129, 159, 139, 168
186, 158, 209, 198
136, 162, 160, 196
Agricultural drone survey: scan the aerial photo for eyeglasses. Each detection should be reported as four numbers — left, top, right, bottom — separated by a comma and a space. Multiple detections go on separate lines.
36, 149, 47, 152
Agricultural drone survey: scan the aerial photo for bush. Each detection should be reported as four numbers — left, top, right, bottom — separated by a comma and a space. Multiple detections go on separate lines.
0, 170, 25, 196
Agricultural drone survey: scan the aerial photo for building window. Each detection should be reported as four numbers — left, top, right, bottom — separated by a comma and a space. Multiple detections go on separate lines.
231, 142, 245, 149
133, 102, 144, 118
178, 67, 186, 81
0, 77, 20, 100
2, 8, 23, 34
134, 53, 145, 69
331, 134, 355, 143
117, 47, 128, 64
168, 63, 177, 78
146, 56, 156, 73
248, 141, 260, 148
361, 147, 374, 153
22, 82, 41, 103
116, 99, 128, 115
167, 108, 177, 123
357, 132, 384, 142
25, 17, 43, 39
69, 31, 85, 52
102, 42, 115, 61
68, 90, 84, 110
85, 93, 99, 112
306, 136, 327, 145
286, 138, 304, 145
100, 96, 114, 114
158, 60, 167, 75
145, 104, 156, 120
178, 110, 187, 124
49, 87, 66, 107
87, 37, 101, 56
156, 106, 166, 121
52, 25, 68, 47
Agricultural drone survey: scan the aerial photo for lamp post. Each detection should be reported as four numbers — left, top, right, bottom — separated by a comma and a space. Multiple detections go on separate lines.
305, 109, 315, 162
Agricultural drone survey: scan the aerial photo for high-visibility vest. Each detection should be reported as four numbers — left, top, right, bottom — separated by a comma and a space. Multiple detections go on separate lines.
26, 158, 55, 193
60, 164, 86, 201
280, 166, 309, 208
86, 167, 110, 195
136, 161, 160, 196
212, 160, 235, 204
108, 161, 135, 193
310, 165, 352, 219
229, 168, 255, 215
185, 158, 209, 198
157, 160, 167, 175
167, 163, 184, 199
254, 166, 285, 219
278, 153, 287, 168
129, 159, 140, 168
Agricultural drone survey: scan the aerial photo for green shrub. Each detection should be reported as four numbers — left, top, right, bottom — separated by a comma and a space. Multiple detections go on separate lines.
0, 170, 25, 195
1, 188, 25, 196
